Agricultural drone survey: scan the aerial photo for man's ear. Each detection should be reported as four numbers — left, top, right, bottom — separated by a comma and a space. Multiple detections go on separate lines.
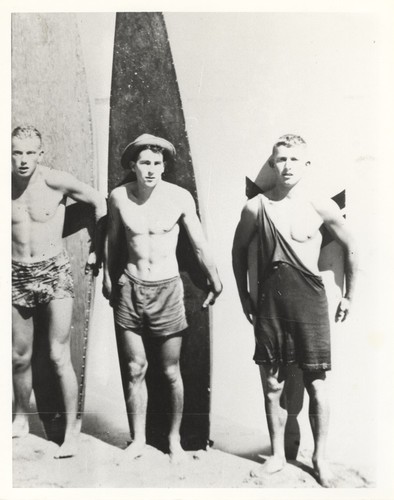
268, 156, 274, 168
130, 161, 135, 171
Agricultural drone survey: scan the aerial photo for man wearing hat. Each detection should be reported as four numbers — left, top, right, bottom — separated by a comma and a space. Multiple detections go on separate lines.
103, 133, 222, 463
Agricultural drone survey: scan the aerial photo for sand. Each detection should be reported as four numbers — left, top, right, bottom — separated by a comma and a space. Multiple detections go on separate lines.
13, 433, 373, 488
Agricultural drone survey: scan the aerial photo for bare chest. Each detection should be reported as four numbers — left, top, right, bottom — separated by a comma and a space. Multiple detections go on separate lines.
12, 182, 65, 225
119, 198, 182, 236
264, 198, 322, 243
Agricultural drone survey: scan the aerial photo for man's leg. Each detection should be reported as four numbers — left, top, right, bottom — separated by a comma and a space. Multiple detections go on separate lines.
157, 334, 186, 464
303, 370, 334, 487
12, 305, 34, 438
45, 298, 80, 458
284, 366, 304, 460
116, 326, 148, 459
252, 364, 288, 475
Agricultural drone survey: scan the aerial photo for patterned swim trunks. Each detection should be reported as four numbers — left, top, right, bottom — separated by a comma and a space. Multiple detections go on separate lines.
12, 249, 75, 308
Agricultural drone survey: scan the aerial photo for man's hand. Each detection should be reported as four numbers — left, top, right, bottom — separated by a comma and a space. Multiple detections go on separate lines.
241, 294, 255, 324
102, 275, 116, 307
335, 297, 351, 322
102, 276, 111, 300
85, 251, 101, 277
202, 282, 223, 309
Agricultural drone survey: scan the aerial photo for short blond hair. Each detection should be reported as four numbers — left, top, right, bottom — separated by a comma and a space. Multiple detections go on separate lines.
12, 125, 42, 145
273, 134, 306, 153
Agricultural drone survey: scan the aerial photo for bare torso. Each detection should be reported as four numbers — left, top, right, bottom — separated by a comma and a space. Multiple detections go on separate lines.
261, 193, 323, 274
12, 166, 66, 262
115, 181, 186, 281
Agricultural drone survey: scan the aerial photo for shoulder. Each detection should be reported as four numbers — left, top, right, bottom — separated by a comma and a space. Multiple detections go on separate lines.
243, 194, 262, 216
233, 196, 260, 241
162, 182, 195, 208
108, 185, 128, 207
163, 181, 190, 197
234, 196, 261, 233
309, 196, 342, 223
44, 167, 74, 189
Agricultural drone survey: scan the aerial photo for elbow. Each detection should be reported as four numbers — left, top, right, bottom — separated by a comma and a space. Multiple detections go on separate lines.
345, 238, 358, 259
193, 245, 205, 264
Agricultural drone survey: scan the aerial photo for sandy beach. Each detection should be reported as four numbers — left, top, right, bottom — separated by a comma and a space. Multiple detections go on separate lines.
13, 430, 373, 489
9, 8, 386, 495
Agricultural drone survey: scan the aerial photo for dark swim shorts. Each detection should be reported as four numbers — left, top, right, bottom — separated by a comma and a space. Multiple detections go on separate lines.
12, 249, 75, 308
114, 270, 188, 337
254, 262, 331, 371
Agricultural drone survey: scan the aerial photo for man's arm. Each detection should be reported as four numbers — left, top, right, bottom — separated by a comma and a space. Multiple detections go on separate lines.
47, 170, 107, 274
103, 190, 124, 304
180, 191, 222, 308
314, 198, 359, 322
232, 197, 258, 324
48, 170, 107, 219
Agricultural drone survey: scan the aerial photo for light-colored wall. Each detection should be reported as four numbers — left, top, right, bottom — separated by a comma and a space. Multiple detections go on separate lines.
79, 13, 379, 471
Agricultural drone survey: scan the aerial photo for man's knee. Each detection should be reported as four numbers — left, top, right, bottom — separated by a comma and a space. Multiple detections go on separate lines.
303, 370, 327, 396
264, 374, 286, 402
49, 343, 72, 373
12, 349, 32, 372
127, 359, 148, 382
261, 364, 286, 398
162, 363, 181, 385
266, 379, 284, 396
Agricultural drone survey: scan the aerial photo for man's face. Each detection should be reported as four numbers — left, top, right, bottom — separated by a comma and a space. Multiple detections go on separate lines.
12, 136, 42, 179
132, 149, 165, 188
271, 144, 310, 188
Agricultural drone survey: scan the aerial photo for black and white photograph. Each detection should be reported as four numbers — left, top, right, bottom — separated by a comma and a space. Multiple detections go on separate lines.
3, 0, 394, 498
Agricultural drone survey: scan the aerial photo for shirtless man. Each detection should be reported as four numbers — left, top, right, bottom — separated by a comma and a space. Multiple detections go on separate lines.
12, 125, 107, 458
232, 134, 358, 487
103, 133, 222, 463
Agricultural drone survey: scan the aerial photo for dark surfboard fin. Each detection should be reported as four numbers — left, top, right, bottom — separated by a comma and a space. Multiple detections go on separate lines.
62, 202, 95, 239
331, 189, 346, 210
245, 177, 346, 248
245, 176, 265, 198
320, 190, 346, 247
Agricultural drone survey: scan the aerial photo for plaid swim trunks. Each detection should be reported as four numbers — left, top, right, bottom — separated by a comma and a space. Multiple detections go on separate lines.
12, 249, 75, 308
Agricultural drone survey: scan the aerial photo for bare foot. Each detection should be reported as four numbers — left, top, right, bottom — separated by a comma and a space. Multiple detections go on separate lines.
54, 436, 79, 459
124, 441, 146, 460
12, 415, 29, 438
169, 441, 188, 465
250, 456, 286, 477
313, 459, 335, 488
